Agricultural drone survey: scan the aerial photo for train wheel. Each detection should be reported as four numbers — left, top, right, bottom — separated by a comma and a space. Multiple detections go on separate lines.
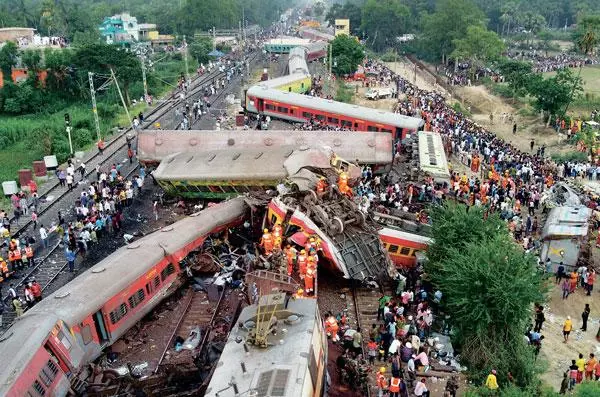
329, 217, 344, 235
304, 190, 317, 205
354, 211, 366, 227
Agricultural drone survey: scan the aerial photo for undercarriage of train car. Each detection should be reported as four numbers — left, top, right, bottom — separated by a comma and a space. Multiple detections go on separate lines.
77, 189, 392, 396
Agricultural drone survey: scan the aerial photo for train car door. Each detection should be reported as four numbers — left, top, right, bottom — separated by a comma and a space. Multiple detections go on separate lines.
92, 310, 110, 344
257, 98, 264, 112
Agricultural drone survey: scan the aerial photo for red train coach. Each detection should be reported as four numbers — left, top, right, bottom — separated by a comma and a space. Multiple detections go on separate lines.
245, 85, 424, 139
0, 198, 249, 397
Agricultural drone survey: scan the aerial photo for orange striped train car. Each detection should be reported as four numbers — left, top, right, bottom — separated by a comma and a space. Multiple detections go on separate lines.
378, 227, 432, 268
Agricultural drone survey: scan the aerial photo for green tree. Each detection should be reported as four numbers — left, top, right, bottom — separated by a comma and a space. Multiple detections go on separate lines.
425, 203, 544, 386
450, 25, 505, 78
313, 1, 325, 18
71, 43, 142, 106
0, 41, 18, 82
21, 49, 42, 72
330, 34, 365, 76
527, 68, 583, 124
497, 59, 534, 99
519, 12, 546, 45
419, 0, 486, 63
361, 0, 410, 52
500, 1, 518, 36
189, 38, 213, 65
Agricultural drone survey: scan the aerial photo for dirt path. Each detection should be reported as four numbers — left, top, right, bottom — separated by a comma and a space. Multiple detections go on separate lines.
537, 275, 600, 390
454, 85, 570, 157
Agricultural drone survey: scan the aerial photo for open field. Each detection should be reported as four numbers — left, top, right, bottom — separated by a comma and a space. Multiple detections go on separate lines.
544, 66, 600, 96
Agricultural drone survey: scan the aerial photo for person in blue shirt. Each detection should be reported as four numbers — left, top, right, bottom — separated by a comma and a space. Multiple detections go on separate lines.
65, 247, 76, 272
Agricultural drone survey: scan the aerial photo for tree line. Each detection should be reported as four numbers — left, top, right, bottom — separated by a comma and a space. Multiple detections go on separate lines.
325, 0, 600, 61
1, 0, 295, 42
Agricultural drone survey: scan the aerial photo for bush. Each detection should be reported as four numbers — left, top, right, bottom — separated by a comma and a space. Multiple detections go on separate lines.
380, 51, 398, 62
551, 151, 588, 163
335, 83, 354, 103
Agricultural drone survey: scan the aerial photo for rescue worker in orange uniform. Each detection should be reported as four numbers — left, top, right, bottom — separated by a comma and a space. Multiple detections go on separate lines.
325, 313, 340, 342
376, 367, 389, 397
12, 246, 22, 271
24, 243, 34, 268
0, 257, 10, 281
305, 267, 315, 295
297, 249, 308, 279
316, 177, 327, 197
389, 376, 401, 397
284, 245, 297, 276
260, 228, 274, 255
338, 172, 352, 197
272, 221, 283, 239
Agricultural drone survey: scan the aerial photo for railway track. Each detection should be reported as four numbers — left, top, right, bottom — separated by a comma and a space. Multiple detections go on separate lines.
0, 164, 141, 328
0, 66, 226, 329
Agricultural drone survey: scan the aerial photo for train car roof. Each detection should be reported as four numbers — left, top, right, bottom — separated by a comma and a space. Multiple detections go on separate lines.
247, 85, 424, 130
259, 72, 310, 90
18, 198, 248, 326
205, 297, 319, 397
265, 36, 312, 46
153, 147, 332, 181
418, 131, 450, 183
138, 130, 393, 165
0, 314, 60, 393
298, 27, 335, 41
378, 227, 433, 245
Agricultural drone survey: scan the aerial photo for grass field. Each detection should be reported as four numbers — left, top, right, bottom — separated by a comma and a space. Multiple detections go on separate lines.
544, 65, 600, 95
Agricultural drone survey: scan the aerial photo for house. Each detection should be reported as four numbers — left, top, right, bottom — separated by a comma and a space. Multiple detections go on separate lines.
138, 23, 157, 41
99, 13, 139, 45
334, 19, 350, 36
0, 27, 36, 43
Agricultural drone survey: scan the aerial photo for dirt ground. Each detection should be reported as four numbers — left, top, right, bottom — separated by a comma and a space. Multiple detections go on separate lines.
537, 272, 600, 391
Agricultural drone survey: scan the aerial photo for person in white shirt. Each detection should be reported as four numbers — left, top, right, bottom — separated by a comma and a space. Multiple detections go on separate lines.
39, 225, 48, 250
414, 378, 429, 397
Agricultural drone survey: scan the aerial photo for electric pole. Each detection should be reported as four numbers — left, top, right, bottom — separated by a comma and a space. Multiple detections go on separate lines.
140, 57, 148, 100
64, 112, 73, 156
183, 34, 190, 83
88, 72, 101, 141
110, 68, 135, 131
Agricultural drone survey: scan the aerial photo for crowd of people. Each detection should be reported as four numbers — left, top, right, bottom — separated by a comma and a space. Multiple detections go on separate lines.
505, 50, 599, 73
0, 148, 147, 327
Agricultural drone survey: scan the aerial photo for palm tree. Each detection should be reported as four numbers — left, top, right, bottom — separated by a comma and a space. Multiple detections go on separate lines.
500, 2, 518, 36
564, 16, 600, 115
520, 12, 546, 46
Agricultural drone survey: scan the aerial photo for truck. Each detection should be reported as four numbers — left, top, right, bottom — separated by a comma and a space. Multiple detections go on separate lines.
365, 86, 396, 100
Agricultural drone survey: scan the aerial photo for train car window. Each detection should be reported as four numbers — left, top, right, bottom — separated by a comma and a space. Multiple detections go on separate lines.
80, 324, 93, 345
161, 263, 176, 282
220, 185, 236, 193
301, 82, 305, 89
289, 108, 294, 115
265, 104, 275, 111
109, 303, 128, 325
288, 87, 292, 92
209, 186, 224, 193
400, 247, 411, 256
341, 120, 352, 128
196, 185, 211, 192
57, 330, 72, 351
327, 117, 339, 124
411, 250, 418, 257
388, 244, 399, 254
381, 128, 392, 133
354, 122, 359, 129
128, 289, 145, 309
315, 114, 325, 121
302, 112, 312, 119
39, 360, 58, 387
277, 106, 288, 113
30, 380, 46, 396
367, 126, 379, 132
154, 276, 161, 288
233, 185, 250, 193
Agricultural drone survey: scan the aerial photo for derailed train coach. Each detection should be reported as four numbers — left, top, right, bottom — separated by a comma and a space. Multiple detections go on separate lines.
0, 199, 250, 397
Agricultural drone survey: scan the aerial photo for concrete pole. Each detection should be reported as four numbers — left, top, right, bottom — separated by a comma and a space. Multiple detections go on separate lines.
110, 68, 135, 131
88, 72, 101, 141
183, 35, 190, 82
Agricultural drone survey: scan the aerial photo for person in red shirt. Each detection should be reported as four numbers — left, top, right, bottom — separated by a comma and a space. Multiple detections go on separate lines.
30, 280, 42, 303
